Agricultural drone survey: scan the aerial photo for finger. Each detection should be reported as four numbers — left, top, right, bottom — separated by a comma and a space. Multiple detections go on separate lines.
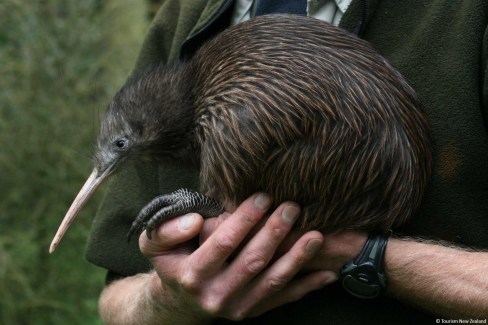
139, 213, 204, 258
219, 203, 301, 291
307, 230, 368, 273
192, 206, 304, 317
249, 270, 338, 318
199, 213, 231, 245
235, 231, 326, 314
186, 193, 273, 280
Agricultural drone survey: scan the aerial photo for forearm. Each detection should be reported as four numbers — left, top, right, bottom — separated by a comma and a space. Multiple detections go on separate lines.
386, 237, 488, 318
99, 272, 209, 325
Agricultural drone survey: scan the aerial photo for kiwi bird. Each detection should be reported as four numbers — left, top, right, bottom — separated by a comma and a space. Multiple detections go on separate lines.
49, 15, 431, 253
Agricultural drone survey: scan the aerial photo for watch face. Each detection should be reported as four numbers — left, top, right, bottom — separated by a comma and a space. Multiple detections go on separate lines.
340, 235, 389, 299
342, 274, 381, 299
353, 263, 378, 284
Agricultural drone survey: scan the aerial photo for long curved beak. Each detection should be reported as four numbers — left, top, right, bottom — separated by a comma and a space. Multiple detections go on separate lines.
49, 167, 110, 253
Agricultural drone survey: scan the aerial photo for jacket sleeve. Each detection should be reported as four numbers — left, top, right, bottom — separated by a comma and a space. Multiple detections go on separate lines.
132, 0, 223, 70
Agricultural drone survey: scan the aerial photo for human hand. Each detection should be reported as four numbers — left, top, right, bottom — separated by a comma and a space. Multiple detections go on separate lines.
139, 193, 337, 321
201, 208, 368, 277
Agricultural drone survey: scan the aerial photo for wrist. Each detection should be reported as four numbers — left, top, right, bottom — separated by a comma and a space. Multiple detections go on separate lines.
333, 231, 369, 265
306, 231, 367, 274
99, 272, 168, 325
134, 272, 168, 323
148, 271, 211, 324
327, 231, 369, 274
340, 233, 389, 299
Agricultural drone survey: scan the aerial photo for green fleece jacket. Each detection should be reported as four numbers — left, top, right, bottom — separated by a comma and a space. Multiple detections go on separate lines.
85, 0, 488, 323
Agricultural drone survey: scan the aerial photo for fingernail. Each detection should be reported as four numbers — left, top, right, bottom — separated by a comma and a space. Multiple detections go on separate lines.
281, 204, 300, 223
178, 213, 195, 230
254, 193, 271, 210
305, 239, 323, 256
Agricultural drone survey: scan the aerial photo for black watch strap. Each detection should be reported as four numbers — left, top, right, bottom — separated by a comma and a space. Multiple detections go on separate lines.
340, 233, 389, 299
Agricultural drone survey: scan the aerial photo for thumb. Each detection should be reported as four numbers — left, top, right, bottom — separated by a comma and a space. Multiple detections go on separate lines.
139, 213, 204, 258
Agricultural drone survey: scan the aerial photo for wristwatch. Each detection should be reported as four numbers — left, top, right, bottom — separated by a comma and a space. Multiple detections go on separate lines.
340, 233, 389, 299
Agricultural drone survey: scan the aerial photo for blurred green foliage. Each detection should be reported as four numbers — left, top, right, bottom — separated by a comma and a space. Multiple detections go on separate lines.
0, 0, 147, 323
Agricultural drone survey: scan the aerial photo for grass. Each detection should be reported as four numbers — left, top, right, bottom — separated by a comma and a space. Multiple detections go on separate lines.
0, 1, 147, 323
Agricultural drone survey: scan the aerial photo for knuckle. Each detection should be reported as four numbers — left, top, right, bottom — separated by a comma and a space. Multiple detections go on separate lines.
267, 277, 288, 292
199, 296, 224, 316
199, 292, 250, 320
241, 212, 258, 224
243, 251, 268, 274
178, 270, 200, 293
214, 231, 237, 254
271, 226, 283, 238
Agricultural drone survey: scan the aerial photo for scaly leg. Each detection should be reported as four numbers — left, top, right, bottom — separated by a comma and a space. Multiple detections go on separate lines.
127, 188, 224, 240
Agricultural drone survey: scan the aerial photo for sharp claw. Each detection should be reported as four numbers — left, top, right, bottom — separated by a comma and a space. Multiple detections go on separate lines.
127, 221, 145, 242
129, 188, 224, 243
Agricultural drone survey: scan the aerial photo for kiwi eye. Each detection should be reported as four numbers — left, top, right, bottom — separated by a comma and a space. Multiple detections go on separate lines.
115, 138, 129, 150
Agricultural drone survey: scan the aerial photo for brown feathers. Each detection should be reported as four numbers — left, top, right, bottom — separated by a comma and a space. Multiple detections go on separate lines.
112, 15, 432, 233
